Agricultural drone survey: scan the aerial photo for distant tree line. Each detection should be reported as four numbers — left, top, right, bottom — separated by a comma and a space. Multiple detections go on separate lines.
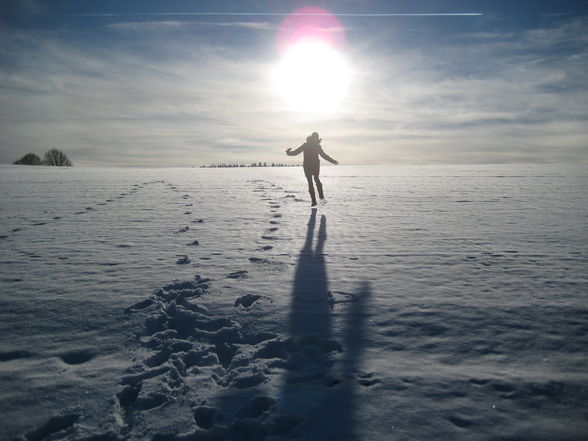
202, 162, 299, 168
14, 149, 73, 166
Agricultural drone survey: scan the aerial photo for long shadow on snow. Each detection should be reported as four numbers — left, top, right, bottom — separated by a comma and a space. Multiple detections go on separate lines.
200, 211, 371, 441
275, 211, 371, 441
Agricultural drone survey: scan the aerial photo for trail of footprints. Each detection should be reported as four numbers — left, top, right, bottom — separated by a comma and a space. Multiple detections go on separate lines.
256, 180, 282, 246
18, 179, 378, 440
86, 180, 334, 439
90, 180, 323, 439
1, 180, 168, 242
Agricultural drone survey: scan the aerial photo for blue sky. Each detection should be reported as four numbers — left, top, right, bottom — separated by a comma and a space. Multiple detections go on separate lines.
1, 0, 587, 166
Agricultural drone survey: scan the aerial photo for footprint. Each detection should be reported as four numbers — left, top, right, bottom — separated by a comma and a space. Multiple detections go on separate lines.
235, 294, 262, 308
136, 393, 167, 410
194, 406, 217, 429
236, 396, 276, 418
0, 350, 33, 361
177, 256, 191, 265
328, 291, 356, 306
248, 257, 284, 266
358, 378, 381, 387
324, 375, 342, 387
469, 378, 490, 386
232, 372, 267, 389
447, 416, 473, 428
117, 383, 141, 408
60, 349, 95, 365
227, 270, 248, 279
186, 240, 200, 246
125, 299, 154, 313
25, 414, 80, 441
272, 214, 282, 218
175, 226, 190, 233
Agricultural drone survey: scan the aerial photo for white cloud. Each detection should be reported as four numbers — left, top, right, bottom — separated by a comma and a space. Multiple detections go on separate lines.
0, 25, 290, 166
1, 16, 587, 166
336, 16, 588, 164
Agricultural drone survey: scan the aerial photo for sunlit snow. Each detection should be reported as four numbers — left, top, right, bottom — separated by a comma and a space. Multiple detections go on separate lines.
1, 164, 587, 440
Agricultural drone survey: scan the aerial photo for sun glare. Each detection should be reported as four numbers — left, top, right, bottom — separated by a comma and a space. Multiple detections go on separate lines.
271, 7, 351, 114
272, 40, 351, 114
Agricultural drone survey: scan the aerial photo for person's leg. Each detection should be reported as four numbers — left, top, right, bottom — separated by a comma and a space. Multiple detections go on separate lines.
313, 174, 324, 200
304, 169, 317, 206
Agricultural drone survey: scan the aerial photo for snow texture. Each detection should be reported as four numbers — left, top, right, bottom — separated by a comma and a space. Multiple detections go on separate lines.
1, 164, 587, 441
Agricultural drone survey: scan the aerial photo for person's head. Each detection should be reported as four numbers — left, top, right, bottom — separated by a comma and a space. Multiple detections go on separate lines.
310, 132, 321, 143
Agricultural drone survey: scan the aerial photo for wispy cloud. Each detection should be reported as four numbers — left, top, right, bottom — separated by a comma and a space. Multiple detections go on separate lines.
0, 14, 586, 166
336, 16, 588, 163
0, 24, 288, 166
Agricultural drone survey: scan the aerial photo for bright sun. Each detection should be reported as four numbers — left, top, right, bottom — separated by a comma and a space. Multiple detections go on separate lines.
271, 39, 352, 114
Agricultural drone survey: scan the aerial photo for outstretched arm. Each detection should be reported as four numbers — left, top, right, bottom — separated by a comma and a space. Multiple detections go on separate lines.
319, 146, 339, 165
286, 145, 303, 156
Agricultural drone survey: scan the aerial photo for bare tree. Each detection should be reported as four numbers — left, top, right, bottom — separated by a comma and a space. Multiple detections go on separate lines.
43, 148, 73, 166
13, 153, 42, 165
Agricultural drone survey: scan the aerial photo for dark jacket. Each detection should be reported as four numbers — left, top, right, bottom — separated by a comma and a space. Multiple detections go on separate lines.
286, 142, 337, 165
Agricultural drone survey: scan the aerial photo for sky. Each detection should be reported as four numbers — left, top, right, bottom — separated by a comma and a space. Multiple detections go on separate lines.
0, 0, 587, 166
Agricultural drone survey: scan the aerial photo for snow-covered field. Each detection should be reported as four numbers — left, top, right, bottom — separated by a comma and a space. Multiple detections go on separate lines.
1, 164, 587, 441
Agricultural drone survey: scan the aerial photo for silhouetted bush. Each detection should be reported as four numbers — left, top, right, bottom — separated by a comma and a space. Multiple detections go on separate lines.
43, 148, 73, 166
13, 153, 42, 165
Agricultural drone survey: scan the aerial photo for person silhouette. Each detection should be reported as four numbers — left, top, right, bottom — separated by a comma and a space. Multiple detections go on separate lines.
286, 132, 339, 207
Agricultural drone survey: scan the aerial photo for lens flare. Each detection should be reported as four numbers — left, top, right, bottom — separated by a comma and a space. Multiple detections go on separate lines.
272, 7, 351, 114
275, 6, 346, 52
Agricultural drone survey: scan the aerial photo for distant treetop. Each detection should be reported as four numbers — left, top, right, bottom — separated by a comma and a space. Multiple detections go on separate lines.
43, 148, 73, 166
13, 153, 42, 165
13, 149, 73, 166
202, 162, 298, 168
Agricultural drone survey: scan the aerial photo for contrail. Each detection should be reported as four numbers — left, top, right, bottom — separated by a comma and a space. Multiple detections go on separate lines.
24, 12, 483, 18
